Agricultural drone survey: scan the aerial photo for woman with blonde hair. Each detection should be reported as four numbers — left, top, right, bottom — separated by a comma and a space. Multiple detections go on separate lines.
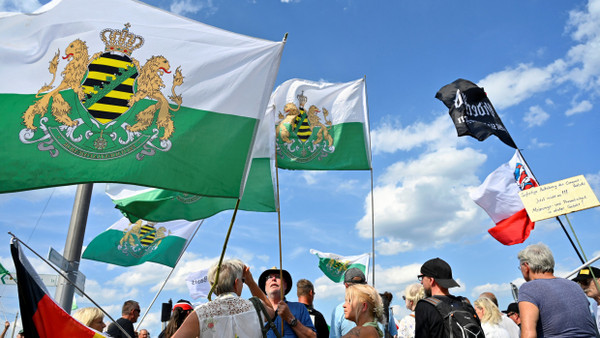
343, 283, 384, 338
398, 283, 425, 338
72, 307, 106, 332
473, 297, 509, 338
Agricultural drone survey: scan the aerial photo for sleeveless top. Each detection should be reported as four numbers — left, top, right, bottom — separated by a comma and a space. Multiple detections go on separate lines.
195, 292, 263, 337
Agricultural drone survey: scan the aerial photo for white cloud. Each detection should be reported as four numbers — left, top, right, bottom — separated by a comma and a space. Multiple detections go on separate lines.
586, 170, 600, 195
170, 0, 217, 17
528, 138, 552, 149
356, 147, 487, 249
376, 238, 414, 255
470, 278, 524, 300
478, 62, 563, 109
523, 105, 550, 127
0, 0, 42, 12
301, 171, 327, 185
370, 114, 458, 154
565, 99, 593, 116
564, 0, 600, 87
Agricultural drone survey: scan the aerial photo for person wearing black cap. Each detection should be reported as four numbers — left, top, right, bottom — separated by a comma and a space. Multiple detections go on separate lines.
501, 303, 520, 327
573, 266, 600, 331
258, 267, 316, 338
414, 257, 483, 338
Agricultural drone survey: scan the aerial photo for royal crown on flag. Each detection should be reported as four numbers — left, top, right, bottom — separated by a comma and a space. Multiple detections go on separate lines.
297, 90, 308, 107
100, 23, 144, 56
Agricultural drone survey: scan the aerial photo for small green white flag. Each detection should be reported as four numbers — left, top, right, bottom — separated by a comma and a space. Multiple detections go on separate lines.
82, 218, 201, 267
269, 78, 371, 170
310, 249, 370, 283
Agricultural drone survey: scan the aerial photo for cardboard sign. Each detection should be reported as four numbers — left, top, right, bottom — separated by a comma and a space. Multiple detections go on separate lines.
519, 175, 600, 222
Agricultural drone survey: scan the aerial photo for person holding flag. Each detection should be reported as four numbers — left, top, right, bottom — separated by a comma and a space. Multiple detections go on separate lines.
173, 259, 275, 338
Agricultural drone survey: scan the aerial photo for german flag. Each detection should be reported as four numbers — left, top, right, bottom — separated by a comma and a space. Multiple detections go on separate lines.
10, 239, 106, 338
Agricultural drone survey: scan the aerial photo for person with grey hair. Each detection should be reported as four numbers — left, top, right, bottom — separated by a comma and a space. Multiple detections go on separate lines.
106, 300, 140, 338
517, 243, 598, 337
172, 259, 273, 338
398, 283, 425, 338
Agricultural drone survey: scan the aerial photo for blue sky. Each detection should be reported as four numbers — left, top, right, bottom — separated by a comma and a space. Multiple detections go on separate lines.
1, 0, 600, 335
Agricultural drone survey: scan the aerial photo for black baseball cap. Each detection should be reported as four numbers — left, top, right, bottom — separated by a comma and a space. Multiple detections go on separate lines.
502, 302, 519, 314
573, 266, 600, 283
420, 257, 460, 288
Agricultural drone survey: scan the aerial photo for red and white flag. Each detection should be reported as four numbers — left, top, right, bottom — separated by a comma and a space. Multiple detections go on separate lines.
470, 150, 538, 245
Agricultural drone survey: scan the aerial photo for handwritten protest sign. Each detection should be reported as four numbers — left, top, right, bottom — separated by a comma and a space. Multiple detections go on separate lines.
519, 175, 600, 222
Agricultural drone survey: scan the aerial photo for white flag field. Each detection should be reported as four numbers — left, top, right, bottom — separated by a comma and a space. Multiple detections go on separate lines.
186, 268, 211, 300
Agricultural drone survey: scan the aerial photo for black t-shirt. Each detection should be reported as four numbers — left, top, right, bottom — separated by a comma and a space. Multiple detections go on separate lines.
414, 295, 479, 338
303, 304, 330, 338
106, 317, 135, 338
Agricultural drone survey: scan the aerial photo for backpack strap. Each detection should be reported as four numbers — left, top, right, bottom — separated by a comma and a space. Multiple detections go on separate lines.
422, 296, 456, 338
249, 296, 281, 338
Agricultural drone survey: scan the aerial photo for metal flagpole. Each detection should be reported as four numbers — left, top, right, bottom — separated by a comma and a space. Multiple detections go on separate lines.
274, 129, 285, 337
364, 75, 375, 286
136, 219, 204, 330
55, 183, 92, 314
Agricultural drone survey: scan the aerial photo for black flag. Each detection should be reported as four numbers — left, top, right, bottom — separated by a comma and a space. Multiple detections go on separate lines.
436, 78, 517, 149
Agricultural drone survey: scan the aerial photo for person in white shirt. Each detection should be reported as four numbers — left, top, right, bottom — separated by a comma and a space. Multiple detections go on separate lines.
479, 292, 519, 338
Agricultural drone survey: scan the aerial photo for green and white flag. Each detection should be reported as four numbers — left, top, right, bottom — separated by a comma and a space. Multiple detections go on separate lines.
269, 78, 371, 170
310, 249, 370, 283
105, 105, 277, 222
0, 0, 284, 196
82, 218, 201, 267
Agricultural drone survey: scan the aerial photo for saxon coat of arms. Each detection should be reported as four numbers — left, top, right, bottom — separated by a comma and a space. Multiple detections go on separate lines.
119, 220, 171, 257
275, 91, 335, 163
19, 23, 184, 160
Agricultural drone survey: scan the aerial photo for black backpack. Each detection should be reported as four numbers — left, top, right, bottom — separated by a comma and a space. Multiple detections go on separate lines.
423, 296, 485, 338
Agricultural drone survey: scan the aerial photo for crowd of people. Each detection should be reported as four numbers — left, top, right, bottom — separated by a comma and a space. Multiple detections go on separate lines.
52, 242, 600, 337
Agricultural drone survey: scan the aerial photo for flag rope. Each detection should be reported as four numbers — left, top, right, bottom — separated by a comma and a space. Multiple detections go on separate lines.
8, 233, 131, 338
517, 149, 585, 263
207, 199, 242, 301
135, 219, 204, 331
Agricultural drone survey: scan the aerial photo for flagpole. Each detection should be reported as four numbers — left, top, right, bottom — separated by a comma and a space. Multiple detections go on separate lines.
516, 149, 585, 263
9, 234, 132, 338
364, 75, 375, 286
274, 125, 285, 337
10, 312, 17, 338
55, 183, 92, 313
135, 219, 204, 331
207, 199, 242, 301
370, 168, 375, 286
